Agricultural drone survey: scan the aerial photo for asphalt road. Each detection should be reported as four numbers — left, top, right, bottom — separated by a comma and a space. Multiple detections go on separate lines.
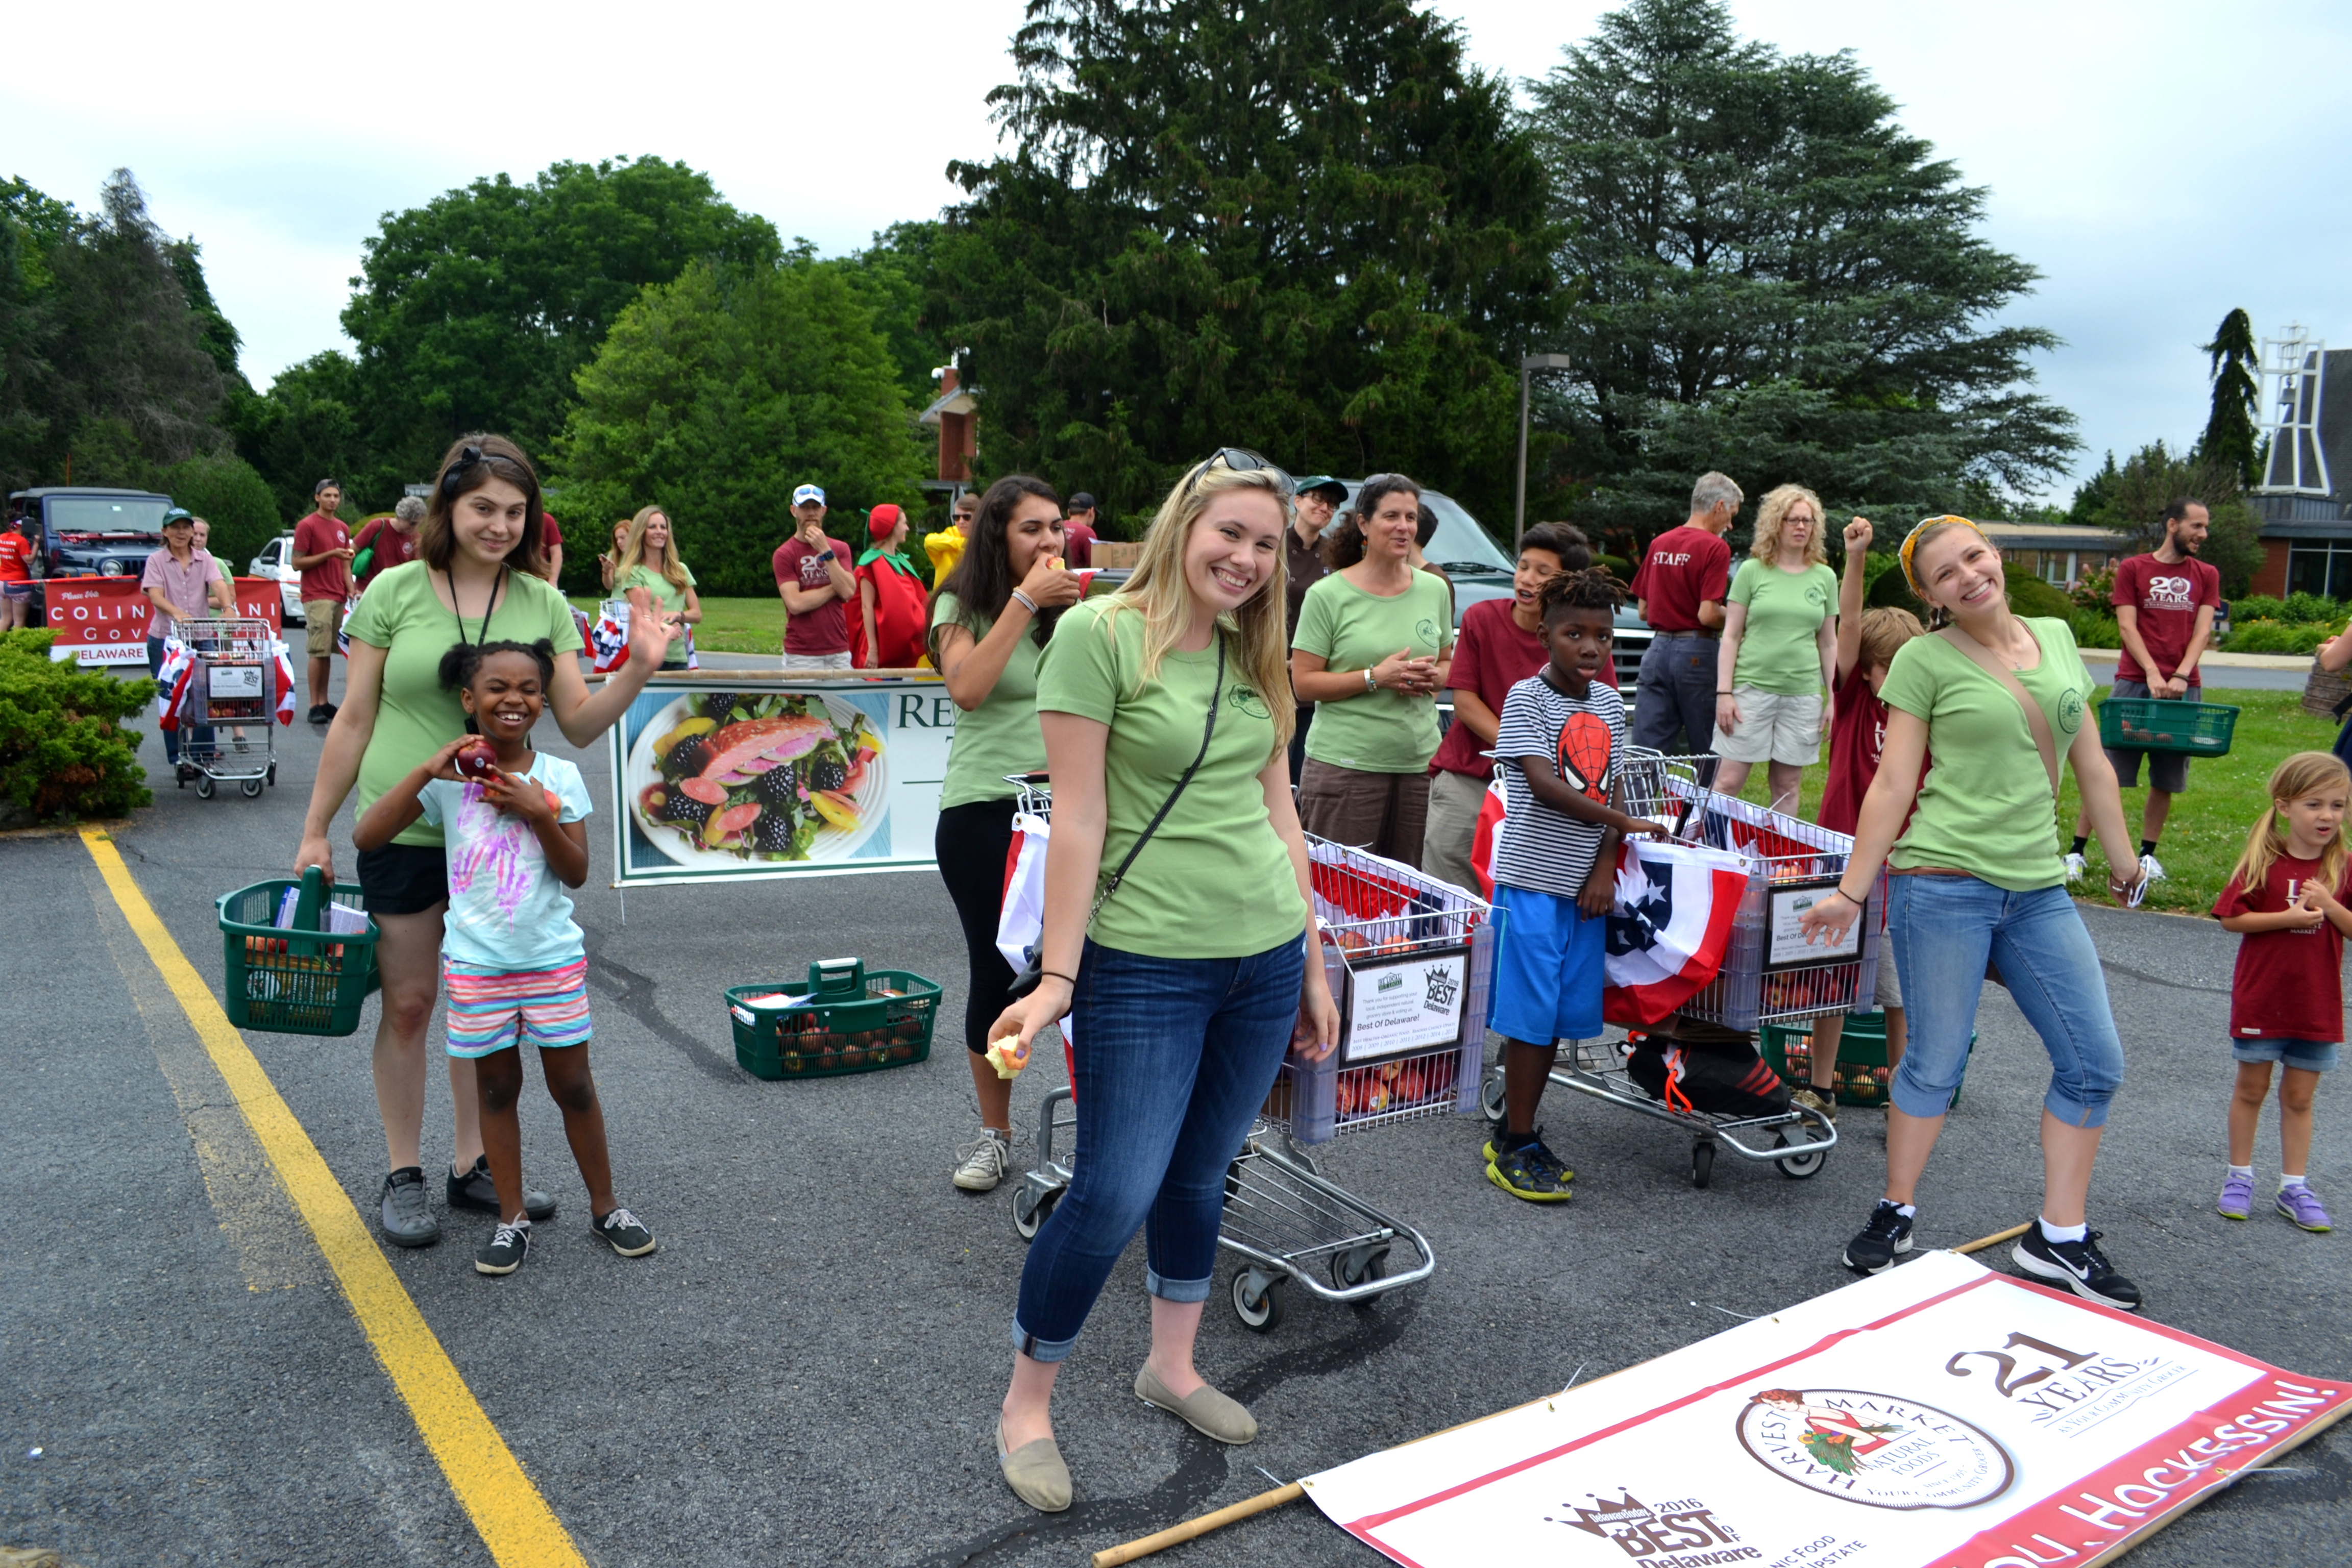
1, 665, 2344, 1567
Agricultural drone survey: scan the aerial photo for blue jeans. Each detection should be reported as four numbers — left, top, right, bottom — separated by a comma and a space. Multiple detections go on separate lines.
146, 636, 213, 766
1887, 875, 2123, 1128
1012, 935, 1306, 1362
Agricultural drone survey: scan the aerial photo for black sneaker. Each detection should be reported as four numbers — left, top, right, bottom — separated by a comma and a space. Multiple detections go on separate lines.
1842, 1200, 1915, 1275
448, 1155, 556, 1220
320, 702, 339, 722
2012, 1226, 2142, 1311
379, 1166, 439, 1247
475, 1218, 531, 1276
1485, 1133, 1573, 1203
590, 1207, 657, 1257
306, 705, 329, 724
1483, 1127, 1574, 1185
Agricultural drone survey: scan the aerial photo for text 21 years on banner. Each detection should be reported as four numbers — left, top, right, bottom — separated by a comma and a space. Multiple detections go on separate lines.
607, 677, 959, 886
1300, 1251, 2347, 1567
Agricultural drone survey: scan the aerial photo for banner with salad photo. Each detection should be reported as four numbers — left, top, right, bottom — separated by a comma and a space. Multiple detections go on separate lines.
606, 677, 958, 886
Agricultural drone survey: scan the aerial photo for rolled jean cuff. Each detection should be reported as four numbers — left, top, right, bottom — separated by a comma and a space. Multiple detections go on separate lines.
1009, 1316, 1080, 1365
1145, 1266, 1214, 1304
2042, 1085, 2109, 1131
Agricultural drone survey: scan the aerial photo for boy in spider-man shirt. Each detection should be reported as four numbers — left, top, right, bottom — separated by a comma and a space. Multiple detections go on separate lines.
1483, 570, 1671, 1202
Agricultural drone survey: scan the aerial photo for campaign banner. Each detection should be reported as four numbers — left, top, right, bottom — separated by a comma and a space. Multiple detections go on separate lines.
1300, 1251, 2349, 1568
607, 676, 958, 886
44, 576, 282, 665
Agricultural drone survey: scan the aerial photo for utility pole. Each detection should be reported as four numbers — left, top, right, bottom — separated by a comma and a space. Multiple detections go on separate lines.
1516, 353, 1574, 551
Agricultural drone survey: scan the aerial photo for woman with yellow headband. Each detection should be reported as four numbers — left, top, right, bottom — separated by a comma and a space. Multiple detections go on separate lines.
1798, 515, 2148, 1310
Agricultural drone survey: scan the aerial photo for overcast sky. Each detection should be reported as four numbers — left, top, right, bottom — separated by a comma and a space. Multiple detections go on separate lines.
11, 1, 2349, 503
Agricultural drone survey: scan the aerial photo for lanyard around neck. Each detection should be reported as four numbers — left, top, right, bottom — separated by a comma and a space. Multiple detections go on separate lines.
451, 566, 507, 648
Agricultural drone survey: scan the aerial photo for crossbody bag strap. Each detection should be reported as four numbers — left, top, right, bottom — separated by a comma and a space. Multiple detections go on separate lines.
1088, 636, 1224, 927
1938, 624, 2060, 796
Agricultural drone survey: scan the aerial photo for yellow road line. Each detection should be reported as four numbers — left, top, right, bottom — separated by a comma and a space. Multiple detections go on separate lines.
81, 827, 586, 1568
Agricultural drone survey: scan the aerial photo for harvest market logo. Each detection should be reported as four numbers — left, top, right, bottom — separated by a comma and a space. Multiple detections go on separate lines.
1736, 1388, 2012, 1510
1416, 617, 1441, 647
2057, 689, 2085, 732
1550, 1490, 1753, 1562
1228, 684, 1271, 721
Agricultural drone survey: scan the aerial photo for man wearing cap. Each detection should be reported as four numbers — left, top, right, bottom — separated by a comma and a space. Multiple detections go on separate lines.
1630, 471, 1741, 759
1285, 475, 1349, 780
289, 478, 355, 723
853, 504, 929, 669
1061, 493, 1099, 569
773, 484, 857, 670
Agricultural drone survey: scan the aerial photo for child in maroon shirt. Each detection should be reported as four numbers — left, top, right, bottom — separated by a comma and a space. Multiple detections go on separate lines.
2212, 750, 2351, 1233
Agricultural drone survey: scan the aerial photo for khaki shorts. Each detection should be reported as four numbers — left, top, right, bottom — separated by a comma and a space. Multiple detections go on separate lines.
1711, 687, 1822, 765
303, 599, 345, 658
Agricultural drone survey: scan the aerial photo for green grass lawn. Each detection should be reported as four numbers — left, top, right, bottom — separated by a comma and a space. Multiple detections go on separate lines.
573, 595, 786, 656
1703, 688, 2334, 916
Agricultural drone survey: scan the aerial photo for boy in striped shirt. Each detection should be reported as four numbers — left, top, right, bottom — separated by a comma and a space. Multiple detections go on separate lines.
1484, 572, 1670, 1202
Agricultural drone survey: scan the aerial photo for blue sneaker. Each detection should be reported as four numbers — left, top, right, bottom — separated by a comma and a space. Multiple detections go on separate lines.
2276, 1186, 2333, 1233
2217, 1171, 2255, 1220
1485, 1132, 1573, 1203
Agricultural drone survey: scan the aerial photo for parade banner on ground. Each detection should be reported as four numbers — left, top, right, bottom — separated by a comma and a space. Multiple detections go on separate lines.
606, 675, 956, 886
44, 577, 282, 665
1298, 1251, 2349, 1568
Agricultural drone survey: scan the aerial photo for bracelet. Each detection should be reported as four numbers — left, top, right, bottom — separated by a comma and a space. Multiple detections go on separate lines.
1717, 690, 1734, 695
1363, 667, 1378, 692
1834, 884, 1867, 904
1009, 589, 1039, 615
1041, 969, 1076, 987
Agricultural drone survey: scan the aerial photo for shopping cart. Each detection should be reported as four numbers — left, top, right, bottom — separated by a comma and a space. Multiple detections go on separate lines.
174, 618, 277, 800
1002, 777, 1493, 1331
1476, 749, 1849, 1189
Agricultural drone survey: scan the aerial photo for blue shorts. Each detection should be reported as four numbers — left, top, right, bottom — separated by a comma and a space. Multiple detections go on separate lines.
2233, 1037, 2338, 1072
1489, 884, 1605, 1045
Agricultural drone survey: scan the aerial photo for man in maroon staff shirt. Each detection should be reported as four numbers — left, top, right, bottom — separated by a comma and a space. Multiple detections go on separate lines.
1061, 493, 1099, 569
2066, 497, 2219, 886
773, 483, 856, 670
1629, 471, 1740, 762
290, 478, 354, 722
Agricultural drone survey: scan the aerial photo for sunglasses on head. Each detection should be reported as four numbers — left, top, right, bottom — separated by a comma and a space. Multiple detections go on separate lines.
1182, 448, 1294, 500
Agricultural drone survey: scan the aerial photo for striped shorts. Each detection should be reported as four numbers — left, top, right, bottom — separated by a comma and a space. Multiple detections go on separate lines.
444, 959, 592, 1058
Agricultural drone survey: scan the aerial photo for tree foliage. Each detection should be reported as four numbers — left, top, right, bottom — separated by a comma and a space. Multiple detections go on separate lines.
2200, 308, 2260, 487
1527, 0, 2077, 542
2080, 439, 2262, 598
552, 258, 927, 597
933, 0, 1557, 524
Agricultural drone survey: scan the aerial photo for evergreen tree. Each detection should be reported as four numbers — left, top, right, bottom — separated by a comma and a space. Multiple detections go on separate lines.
2199, 308, 2260, 485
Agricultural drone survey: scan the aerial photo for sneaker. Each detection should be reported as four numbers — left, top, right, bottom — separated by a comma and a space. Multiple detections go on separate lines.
2138, 851, 2167, 883
475, 1218, 531, 1276
2276, 1185, 2334, 1233
953, 1130, 1013, 1192
1791, 1086, 1838, 1123
2013, 1226, 2142, 1310
1843, 1200, 1915, 1274
448, 1155, 556, 1220
1486, 1132, 1573, 1202
1483, 1128, 1574, 1184
306, 705, 330, 725
2062, 851, 2087, 881
2216, 1171, 2255, 1220
590, 1207, 657, 1257
379, 1166, 439, 1247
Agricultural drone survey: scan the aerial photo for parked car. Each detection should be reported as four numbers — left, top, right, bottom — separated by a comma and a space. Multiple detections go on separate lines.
4, 487, 173, 618
249, 533, 304, 626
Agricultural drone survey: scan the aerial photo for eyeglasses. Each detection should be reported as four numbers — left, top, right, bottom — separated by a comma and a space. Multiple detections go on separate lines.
1182, 448, 1294, 500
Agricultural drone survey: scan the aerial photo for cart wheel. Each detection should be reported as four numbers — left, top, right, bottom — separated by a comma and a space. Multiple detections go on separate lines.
1232, 1269, 1286, 1333
1690, 1141, 1714, 1189
267, 763, 277, 787
240, 777, 264, 798
1479, 1067, 1506, 1123
1011, 1183, 1060, 1243
1774, 1132, 1827, 1180
195, 775, 216, 800
1331, 1244, 1390, 1291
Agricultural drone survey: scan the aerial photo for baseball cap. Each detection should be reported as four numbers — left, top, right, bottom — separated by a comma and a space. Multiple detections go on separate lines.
793, 484, 826, 507
868, 504, 903, 539
161, 508, 195, 528
1068, 492, 1097, 512
1294, 475, 1348, 501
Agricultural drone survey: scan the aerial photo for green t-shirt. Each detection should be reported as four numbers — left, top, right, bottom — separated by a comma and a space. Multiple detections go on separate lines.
1292, 569, 1455, 773
933, 591, 1047, 810
1035, 597, 1307, 959
618, 561, 697, 666
1879, 617, 2094, 892
344, 562, 586, 848
1729, 558, 1838, 695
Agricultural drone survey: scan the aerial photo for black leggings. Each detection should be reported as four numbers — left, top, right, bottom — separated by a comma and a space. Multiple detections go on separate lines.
935, 797, 1020, 1056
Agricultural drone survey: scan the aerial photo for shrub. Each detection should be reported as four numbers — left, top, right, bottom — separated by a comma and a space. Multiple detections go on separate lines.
2071, 565, 2116, 613
0, 630, 156, 825
2222, 619, 2337, 655
2068, 609, 2120, 651
2004, 567, 2076, 621
2231, 594, 2288, 625
2282, 592, 2343, 624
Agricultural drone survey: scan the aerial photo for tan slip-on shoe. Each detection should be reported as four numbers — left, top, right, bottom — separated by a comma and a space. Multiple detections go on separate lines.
995, 1420, 1072, 1512
1135, 1364, 1258, 1444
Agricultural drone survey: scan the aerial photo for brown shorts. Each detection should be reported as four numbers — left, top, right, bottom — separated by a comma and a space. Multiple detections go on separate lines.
303, 598, 345, 658
1295, 760, 1430, 869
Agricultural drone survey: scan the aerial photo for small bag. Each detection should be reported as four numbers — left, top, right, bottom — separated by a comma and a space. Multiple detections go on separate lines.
1626, 1033, 1792, 1117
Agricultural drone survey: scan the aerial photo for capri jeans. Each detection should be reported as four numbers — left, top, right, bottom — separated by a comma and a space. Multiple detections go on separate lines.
1011, 934, 1306, 1362
1886, 874, 2123, 1128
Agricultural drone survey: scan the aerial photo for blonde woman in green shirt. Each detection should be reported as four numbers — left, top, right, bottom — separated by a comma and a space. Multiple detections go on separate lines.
615, 504, 700, 670
1290, 473, 1454, 866
985, 451, 1338, 1512
1712, 483, 1839, 803
295, 435, 676, 1250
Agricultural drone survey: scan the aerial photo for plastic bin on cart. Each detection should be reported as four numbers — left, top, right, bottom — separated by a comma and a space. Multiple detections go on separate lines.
1267, 924, 1492, 1144
2096, 697, 2237, 757
726, 958, 939, 1080
215, 866, 382, 1036
1759, 1012, 1974, 1109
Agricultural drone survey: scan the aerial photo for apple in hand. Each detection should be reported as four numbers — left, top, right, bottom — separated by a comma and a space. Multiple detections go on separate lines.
454, 739, 500, 780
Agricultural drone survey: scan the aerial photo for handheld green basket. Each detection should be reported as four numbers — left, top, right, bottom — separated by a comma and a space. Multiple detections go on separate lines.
216, 866, 382, 1037
1760, 1012, 1973, 1110
726, 958, 940, 1081
2096, 697, 2238, 757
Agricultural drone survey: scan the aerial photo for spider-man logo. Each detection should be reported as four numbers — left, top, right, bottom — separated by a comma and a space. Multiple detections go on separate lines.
1558, 712, 1613, 802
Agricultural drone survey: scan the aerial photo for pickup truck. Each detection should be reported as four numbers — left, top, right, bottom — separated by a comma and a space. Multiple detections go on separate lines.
4, 487, 174, 619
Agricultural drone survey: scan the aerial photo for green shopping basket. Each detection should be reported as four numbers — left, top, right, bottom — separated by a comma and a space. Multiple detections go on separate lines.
1760, 1012, 1974, 1110
725, 958, 940, 1081
216, 866, 382, 1036
2095, 697, 2238, 757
